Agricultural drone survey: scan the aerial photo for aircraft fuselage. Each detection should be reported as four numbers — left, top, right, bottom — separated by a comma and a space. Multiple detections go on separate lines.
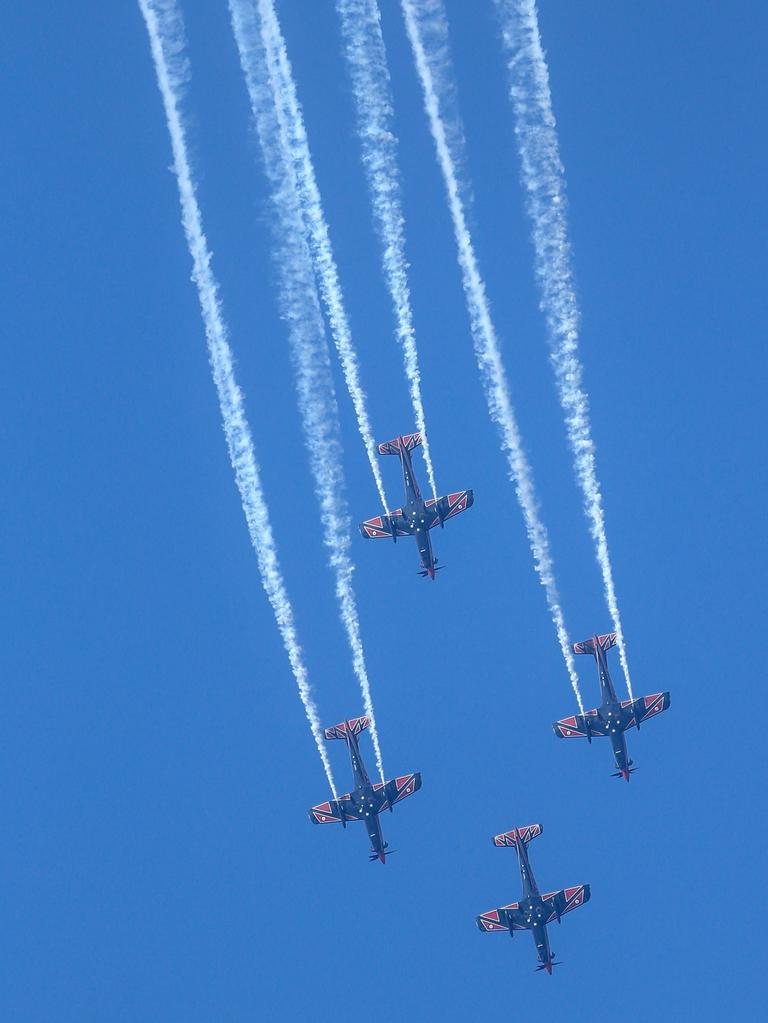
516, 832, 555, 972
345, 728, 388, 862
398, 440, 437, 578
592, 637, 632, 779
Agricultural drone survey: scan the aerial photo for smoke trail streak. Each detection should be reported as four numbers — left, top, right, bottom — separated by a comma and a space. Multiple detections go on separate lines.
229, 0, 388, 513
138, 0, 337, 793
496, 0, 633, 698
229, 0, 386, 781
402, 0, 584, 711
336, 0, 438, 500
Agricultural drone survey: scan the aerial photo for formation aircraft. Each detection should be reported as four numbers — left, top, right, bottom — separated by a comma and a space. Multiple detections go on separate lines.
359, 432, 473, 579
553, 632, 671, 780
308, 716, 421, 863
476, 824, 590, 973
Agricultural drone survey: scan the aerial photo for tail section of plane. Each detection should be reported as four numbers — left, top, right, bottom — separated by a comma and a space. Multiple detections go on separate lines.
378, 432, 422, 456
493, 824, 543, 848
573, 632, 617, 656
324, 716, 370, 740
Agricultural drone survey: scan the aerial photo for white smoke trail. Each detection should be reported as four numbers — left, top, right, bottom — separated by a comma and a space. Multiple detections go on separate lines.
229, 0, 388, 513
336, 0, 438, 501
138, 0, 337, 794
402, 0, 584, 712
495, 0, 633, 698
229, 0, 386, 781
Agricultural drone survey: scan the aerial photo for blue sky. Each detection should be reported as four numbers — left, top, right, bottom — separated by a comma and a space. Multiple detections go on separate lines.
3, 1, 766, 1019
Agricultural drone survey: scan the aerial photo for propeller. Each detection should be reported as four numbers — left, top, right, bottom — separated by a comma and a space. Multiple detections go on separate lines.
535, 957, 561, 972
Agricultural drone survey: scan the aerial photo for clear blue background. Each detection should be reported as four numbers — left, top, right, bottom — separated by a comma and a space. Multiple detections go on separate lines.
3, 2, 765, 1019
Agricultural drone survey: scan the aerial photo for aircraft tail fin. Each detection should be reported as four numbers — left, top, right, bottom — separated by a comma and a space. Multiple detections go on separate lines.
573, 632, 617, 655
493, 824, 543, 848
378, 432, 422, 455
324, 716, 370, 740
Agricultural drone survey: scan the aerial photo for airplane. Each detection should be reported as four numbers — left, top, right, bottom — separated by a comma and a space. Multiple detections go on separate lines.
553, 632, 671, 781
308, 716, 421, 863
359, 432, 473, 579
476, 824, 590, 974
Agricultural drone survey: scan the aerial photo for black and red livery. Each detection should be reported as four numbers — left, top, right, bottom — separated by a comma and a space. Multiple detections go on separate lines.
553, 633, 671, 780
359, 432, 473, 578
308, 716, 421, 863
476, 824, 590, 974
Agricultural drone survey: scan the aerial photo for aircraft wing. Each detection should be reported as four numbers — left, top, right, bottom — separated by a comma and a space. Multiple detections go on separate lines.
373, 773, 422, 812
540, 885, 591, 922
476, 902, 529, 933
553, 710, 607, 738
308, 794, 365, 825
310, 775, 421, 824
359, 509, 411, 539
620, 691, 671, 728
424, 490, 474, 528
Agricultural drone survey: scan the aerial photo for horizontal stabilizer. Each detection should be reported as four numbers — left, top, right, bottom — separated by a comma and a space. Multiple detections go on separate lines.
378, 432, 422, 455
324, 716, 370, 740
573, 633, 616, 655
493, 824, 543, 848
